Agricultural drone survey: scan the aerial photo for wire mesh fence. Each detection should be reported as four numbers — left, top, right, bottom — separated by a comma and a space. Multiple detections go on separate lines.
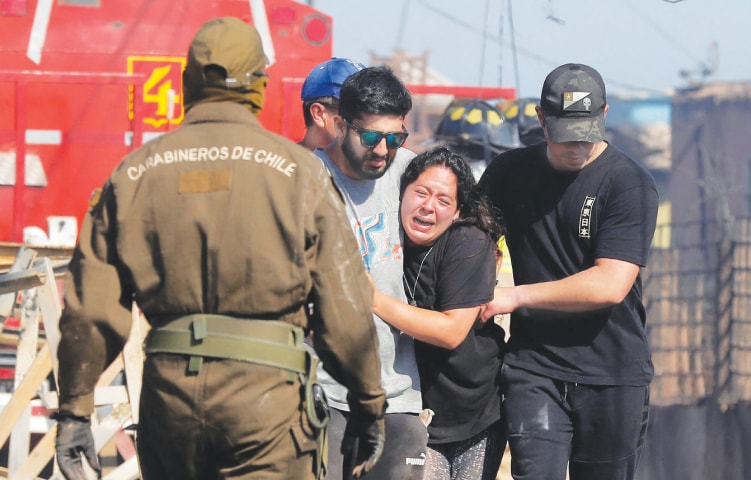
644, 217, 751, 406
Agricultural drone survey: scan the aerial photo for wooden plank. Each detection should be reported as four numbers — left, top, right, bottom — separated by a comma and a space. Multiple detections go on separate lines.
0, 332, 45, 349
0, 247, 36, 316
123, 304, 148, 423
0, 343, 51, 449
9, 285, 41, 475
0, 271, 45, 297
82, 406, 134, 480
2, 257, 147, 478
0, 242, 72, 273
12, 426, 56, 480
98, 356, 126, 388
0, 466, 44, 480
102, 456, 140, 480
36, 258, 62, 382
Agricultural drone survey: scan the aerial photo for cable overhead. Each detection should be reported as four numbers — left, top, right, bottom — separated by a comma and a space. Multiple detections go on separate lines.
498, 2, 505, 88
477, 0, 490, 87
622, 0, 702, 64
396, 0, 412, 51
413, 0, 555, 67
508, 0, 521, 95
545, 0, 565, 25
680, 41, 719, 86
412, 0, 674, 94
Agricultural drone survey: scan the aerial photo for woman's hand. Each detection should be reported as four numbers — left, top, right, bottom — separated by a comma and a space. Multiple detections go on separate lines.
477, 304, 491, 324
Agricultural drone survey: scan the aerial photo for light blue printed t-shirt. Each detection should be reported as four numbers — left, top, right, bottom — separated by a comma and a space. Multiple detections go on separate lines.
314, 147, 422, 414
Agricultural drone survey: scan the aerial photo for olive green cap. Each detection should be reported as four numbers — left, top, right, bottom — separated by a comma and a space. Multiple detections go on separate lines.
186, 17, 269, 89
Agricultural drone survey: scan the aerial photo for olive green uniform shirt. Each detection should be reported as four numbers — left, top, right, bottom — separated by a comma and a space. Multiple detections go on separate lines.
57, 101, 385, 419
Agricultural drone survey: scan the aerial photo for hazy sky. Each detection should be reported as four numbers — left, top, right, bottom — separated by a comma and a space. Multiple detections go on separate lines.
311, 0, 749, 99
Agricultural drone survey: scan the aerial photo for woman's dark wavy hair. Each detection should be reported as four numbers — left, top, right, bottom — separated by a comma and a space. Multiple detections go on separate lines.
399, 146, 504, 242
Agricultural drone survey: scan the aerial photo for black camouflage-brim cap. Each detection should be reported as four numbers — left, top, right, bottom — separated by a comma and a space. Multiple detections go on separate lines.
185, 17, 269, 90
540, 63, 607, 143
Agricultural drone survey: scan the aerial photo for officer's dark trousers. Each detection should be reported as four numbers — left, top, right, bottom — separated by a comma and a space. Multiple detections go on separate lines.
136, 354, 317, 480
501, 363, 650, 480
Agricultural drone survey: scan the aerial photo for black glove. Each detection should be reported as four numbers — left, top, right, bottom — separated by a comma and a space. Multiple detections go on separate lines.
54, 411, 102, 480
341, 412, 385, 479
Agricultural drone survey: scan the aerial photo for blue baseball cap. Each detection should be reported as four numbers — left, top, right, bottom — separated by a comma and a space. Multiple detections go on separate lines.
301, 57, 365, 100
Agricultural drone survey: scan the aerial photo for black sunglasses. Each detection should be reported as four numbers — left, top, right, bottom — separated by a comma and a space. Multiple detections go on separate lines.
344, 119, 409, 149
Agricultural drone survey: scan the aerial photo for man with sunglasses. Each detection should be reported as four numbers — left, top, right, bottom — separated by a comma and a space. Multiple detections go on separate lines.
315, 66, 428, 479
299, 57, 365, 151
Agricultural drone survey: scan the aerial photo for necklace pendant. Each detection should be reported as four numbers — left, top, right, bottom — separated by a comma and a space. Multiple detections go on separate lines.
409, 299, 417, 306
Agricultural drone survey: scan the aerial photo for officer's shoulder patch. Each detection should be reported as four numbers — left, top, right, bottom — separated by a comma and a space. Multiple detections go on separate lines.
88, 188, 102, 210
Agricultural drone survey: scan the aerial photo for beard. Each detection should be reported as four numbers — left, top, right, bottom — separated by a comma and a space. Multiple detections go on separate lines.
341, 133, 395, 180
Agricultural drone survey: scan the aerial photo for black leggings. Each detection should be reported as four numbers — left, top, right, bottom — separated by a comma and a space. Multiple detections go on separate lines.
326, 407, 428, 480
425, 421, 506, 480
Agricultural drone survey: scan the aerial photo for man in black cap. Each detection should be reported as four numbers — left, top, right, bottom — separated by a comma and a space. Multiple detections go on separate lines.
53, 17, 386, 480
478, 63, 659, 480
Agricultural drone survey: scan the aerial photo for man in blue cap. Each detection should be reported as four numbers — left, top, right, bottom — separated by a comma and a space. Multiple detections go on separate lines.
299, 57, 365, 150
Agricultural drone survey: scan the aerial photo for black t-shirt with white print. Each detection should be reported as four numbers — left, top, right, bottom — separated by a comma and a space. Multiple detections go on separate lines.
478, 142, 659, 386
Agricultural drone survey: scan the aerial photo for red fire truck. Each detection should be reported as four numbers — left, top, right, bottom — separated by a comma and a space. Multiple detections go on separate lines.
0, 0, 334, 245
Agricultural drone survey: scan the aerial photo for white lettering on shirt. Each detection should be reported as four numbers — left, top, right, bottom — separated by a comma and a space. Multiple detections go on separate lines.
579, 195, 596, 238
126, 145, 296, 181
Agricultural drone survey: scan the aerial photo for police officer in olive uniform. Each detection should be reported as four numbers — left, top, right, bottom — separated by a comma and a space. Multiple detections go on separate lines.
54, 17, 386, 480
